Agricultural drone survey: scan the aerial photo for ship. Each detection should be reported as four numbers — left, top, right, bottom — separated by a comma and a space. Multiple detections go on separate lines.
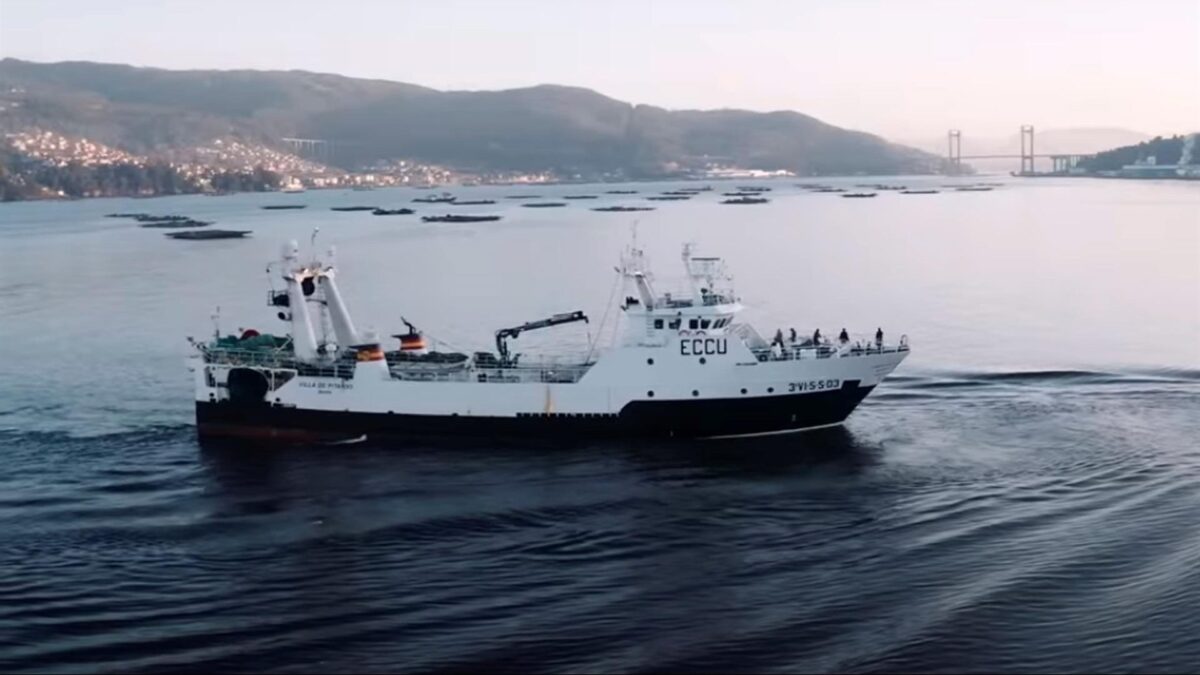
189, 238, 909, 441
140, 219, 213, 228
413, 193, 457, 203
421, 214, 501, 223
168, 229, 251, 240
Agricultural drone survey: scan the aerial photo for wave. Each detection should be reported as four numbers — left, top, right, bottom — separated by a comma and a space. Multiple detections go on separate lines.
0, 424, 194, 447
879, 368, 1200, 400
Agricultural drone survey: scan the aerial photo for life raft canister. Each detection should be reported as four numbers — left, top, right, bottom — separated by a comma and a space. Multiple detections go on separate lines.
398, 332, 427, 351
355, 344, 386, 362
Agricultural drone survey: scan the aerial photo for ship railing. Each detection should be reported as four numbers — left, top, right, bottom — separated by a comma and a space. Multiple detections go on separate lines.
199, 346, 358, 378
656, 289, 735, 308
389, 368, 471, 382
701, 293, 735, 306
751, 335, 911, 362
477, 358, 595, 384
199, 346, 296, 368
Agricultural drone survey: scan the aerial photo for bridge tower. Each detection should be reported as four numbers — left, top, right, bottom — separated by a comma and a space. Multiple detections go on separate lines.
1019, 125, 1035, 175
947, 129, 962, 175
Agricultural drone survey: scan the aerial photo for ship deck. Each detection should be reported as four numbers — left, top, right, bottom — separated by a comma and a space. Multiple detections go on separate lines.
197, 344, 596, 384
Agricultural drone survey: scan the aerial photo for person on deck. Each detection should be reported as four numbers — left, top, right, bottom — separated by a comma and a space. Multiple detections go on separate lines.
789, 328, 797, 343
812, 328, 822, 345
839, 328, 849, 343
773, 329, 785, 349
876, 327, 884, 347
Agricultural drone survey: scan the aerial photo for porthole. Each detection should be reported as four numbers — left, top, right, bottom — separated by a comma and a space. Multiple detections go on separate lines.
768, 387, 774, 393
740, 388, 747, 395
647, 358, 654, 365
647, 391, 655, 398
692, 390, 700, 397
699, 357, 707, 365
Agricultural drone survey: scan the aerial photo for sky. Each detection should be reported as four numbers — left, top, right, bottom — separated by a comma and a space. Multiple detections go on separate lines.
1, 0, 1197, 140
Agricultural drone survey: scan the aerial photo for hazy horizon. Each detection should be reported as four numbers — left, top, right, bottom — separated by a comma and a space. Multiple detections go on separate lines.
2, 0, 1198, 140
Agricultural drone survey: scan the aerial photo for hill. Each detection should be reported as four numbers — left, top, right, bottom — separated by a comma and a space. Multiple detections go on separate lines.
1076, 135, 1196, 172
0, 59, 942, 178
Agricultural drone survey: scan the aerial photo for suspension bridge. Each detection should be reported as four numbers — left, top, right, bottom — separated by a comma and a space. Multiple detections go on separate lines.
946, 126, 1093, 175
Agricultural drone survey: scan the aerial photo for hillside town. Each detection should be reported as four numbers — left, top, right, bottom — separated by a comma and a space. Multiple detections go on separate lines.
2, 126, 800, 202
0, 128, 571, 199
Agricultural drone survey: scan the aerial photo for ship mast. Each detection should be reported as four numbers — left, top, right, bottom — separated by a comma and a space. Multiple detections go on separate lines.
318, 245, 362, 348
620, 241, 657, 309
280, 240, 320, 362
276, 238, 367, 363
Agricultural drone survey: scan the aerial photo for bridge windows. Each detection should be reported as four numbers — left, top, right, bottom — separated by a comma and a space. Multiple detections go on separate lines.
700, 318, 711, 329
669, 318, 682, 330
689, 319, 699, 330
654, 319, 664, 329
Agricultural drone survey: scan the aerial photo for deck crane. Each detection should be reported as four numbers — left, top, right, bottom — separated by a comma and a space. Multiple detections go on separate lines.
494, 311, 589, 366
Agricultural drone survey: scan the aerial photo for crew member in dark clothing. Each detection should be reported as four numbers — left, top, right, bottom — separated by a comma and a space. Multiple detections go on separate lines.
789, 328, 797, 343
875, 327, 884, 347
812, 328, 822, 345
773, 328, 785, 349
839, 328, 849, 343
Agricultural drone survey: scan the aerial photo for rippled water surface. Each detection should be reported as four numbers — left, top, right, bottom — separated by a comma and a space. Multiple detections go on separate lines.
1, 177, 1198, 672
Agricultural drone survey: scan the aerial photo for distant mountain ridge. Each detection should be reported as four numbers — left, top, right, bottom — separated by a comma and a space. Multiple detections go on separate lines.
0, 58, 943, 177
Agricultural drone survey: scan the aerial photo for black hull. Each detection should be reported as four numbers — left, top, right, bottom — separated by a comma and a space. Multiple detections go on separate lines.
196, 382, 875, 442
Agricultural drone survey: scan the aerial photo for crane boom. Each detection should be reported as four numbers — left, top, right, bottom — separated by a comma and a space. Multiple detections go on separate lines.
495, 310, 589, 365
